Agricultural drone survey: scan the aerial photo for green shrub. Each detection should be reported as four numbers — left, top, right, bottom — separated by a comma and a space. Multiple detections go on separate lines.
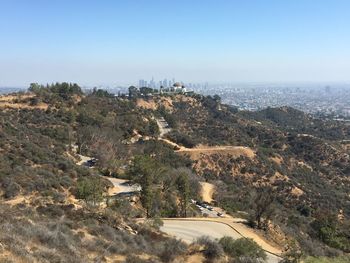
196, 236, 224, 262
159, 239, 187, 262
75, 176, 106, 205
304, 256, 350, 263
219, 237, 266, 260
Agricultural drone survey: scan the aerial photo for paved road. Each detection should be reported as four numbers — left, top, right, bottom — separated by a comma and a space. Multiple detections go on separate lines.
105, 177, 141, 196
155, 117, 171, 137
161, 220, 241, 242
161, 220, 282, 263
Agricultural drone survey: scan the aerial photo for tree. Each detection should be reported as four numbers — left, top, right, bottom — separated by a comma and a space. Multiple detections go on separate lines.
148, 120, 160, 137
213, 94, 221, 103
128, 86, 139, 98
76, 176, 106, 205
249, 186, 275, 229
310, 211, 337, 243
127, 155, 166, 217
140, 172, 154, 217
140, 87, 154, 95
176, 172, 190, 217
28, 83, 41, 93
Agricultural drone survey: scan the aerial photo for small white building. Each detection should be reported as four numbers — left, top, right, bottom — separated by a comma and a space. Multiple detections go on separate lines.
160, 82, 188, 94
172, 82, 186, 93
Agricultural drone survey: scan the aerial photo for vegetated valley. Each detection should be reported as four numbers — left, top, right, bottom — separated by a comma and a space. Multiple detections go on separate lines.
0, 83, 349, 263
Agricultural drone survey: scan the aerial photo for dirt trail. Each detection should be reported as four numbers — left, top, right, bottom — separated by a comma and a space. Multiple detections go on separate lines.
159, 138, 183, 149
154, 116, 256, 159
200, 182, 215, 203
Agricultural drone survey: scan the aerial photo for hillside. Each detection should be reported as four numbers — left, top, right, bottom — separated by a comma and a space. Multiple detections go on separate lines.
137, 93, 350, 255
0, 84, 349, 262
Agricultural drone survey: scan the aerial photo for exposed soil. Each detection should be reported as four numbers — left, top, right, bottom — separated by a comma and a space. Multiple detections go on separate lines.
200, 182, 215, 203
177, 146, 255, 160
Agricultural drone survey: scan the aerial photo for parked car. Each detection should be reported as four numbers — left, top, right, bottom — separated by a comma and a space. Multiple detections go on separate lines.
86, 158, 97, 167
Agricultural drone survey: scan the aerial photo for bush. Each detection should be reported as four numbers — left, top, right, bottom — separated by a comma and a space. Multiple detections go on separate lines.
159, 239, 187, 262
125, 255, 156, 263
219, 237, 266, 260
75, 176, 106, 205
3, 181, 21, 199
196, 236, 224, 262
304, 256, 350, 263
166, 131, 197, 148
29, 97, 40, 106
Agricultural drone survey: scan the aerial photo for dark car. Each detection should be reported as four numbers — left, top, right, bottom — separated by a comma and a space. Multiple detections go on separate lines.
86, 158, 97, 167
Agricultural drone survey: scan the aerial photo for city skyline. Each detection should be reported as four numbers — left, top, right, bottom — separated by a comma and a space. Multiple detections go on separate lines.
1, 1, 350, 86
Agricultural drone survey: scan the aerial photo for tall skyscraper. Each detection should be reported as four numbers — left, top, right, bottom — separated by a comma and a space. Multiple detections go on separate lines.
138, 79, 144, 88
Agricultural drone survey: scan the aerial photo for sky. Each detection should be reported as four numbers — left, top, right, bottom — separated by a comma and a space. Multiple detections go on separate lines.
1, 0, 350, 87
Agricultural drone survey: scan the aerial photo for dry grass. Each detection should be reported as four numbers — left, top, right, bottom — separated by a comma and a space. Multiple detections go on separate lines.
0, 93, 48, 110
269, 156, 283, 165
177, 146, 255, 160
290, 186, 304, 197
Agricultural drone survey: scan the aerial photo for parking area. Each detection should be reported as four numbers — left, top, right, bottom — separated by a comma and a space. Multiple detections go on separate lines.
191, 200, 225, 218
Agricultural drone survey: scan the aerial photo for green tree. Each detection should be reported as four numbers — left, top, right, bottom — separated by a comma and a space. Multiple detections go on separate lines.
176, 172, 190, 217
149, 120, 160, 137
127, 155, 166, 217
140, 172, 154, 217
76, 176, 106, 205
28, 83, 41, 93
249, 186, 275, 229
128, 86, 139, 98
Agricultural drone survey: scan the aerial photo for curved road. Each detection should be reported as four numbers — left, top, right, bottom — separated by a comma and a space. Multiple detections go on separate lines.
160, 219, 282, 263
105, 177, 141, 196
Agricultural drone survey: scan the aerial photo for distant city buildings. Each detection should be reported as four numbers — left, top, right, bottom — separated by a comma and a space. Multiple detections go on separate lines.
191, 83, 350, 119
82, 79, 350, 120
138, 77, 177, 89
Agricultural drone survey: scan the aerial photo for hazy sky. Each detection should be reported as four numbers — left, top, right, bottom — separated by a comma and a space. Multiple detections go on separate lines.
1, 0, 350, 86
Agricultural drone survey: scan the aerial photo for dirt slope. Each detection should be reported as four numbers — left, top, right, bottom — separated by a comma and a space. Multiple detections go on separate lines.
177, 146, 255, 160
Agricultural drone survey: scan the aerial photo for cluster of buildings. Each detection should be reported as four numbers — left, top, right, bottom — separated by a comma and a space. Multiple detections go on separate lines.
138, 78, 206, 91
159, 82, 187, 94
193, 83, 350, 119
134, 80, 191, 96
138, 78, 177, 89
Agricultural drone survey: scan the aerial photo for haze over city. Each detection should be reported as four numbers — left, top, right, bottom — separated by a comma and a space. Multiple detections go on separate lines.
1, 0, 350, 87
1, 1, 350, 263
